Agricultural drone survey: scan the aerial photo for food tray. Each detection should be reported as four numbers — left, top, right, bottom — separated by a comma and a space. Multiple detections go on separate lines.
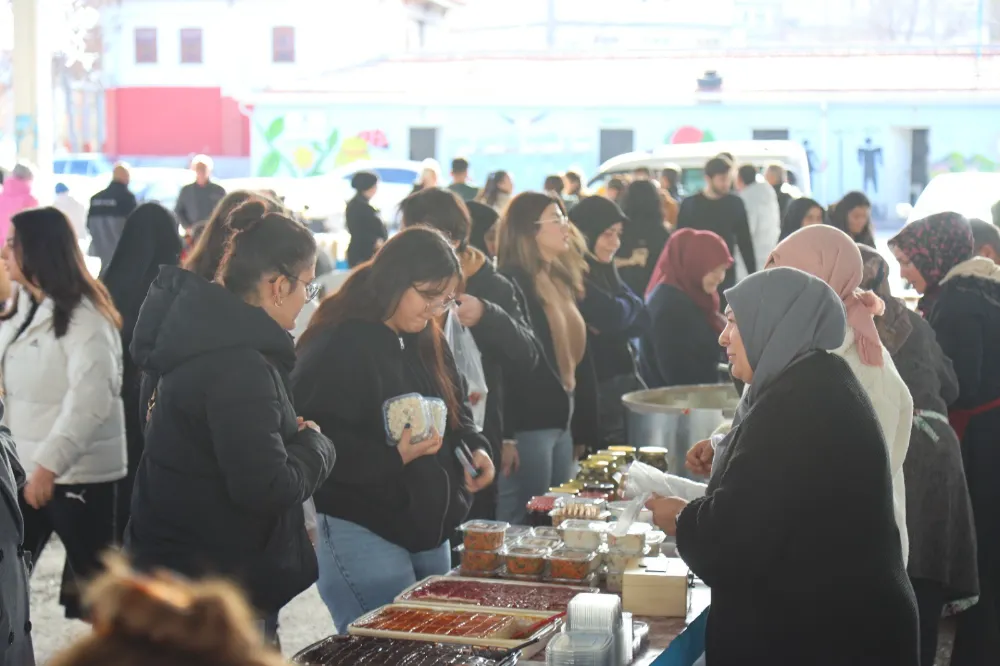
348, 603, 562, 659
291, 635, 520, 666
396, 576, 596, 612
383, 393, 432, 443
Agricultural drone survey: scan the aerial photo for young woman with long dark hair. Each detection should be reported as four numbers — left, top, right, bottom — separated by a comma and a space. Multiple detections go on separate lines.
100, 202, 183, 540
617, 179, 671, 297
292, 227, 496, 633
126, 201, 336, 637
779, 197, 826, 241
0, 206, 126, 620
476, 170, 513, 214
184, 190, 278, 280
829, 191, 875, 247
495, 192, 599, 524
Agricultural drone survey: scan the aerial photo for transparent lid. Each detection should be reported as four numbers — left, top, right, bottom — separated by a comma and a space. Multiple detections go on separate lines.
645, 530, 667, 547
534, 527, 561, 539
505, 546, 549, 559
506, 525, 534, 539
458, 520, 510, 533
518, 537, 562, 550
560, 520, 610, 534
546, 630, 614, 655
548, 548, 599, 563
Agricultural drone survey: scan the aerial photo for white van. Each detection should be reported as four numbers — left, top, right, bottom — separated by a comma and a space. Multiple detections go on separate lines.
588, 140, 811, 198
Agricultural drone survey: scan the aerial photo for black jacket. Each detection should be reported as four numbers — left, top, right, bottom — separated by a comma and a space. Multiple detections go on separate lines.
346, 194, 387, 267
640, 284, 725, 388
577, 258, 649, 384
292, 319, 490, 553
462, 255, 539, 451
87, 181, 137, 268
499, 266, 600, 452
126, 267, 336, 614
677, 193, 755, 304
677, 352, 918, 665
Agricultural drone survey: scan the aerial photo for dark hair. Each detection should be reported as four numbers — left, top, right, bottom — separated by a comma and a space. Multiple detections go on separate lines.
970, 218, 1000, 255
737, 164, 758, 187
622, 180, 664, 230
351, 170, 378, 192
184, 190, 279, 281
400, 188, 472, 251
478, 171, 510, 208
300, 227, 463, 426
828, 191, 873, 243
4, 207, 121, 336
716, 152, 735, 165
704, 157, 732, 179
451, 157, 469, 175
779, 197, 826, 241
607, 177, 626, 194
543, 175, 564, 194
565, 170, 582, 192
216, 201, 317, 299
466, 201, 500, 256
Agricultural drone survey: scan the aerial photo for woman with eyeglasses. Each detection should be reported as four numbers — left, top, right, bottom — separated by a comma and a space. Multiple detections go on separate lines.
495, 192, 599, 524
292, 227, 496, 633
125, 201, 336, 639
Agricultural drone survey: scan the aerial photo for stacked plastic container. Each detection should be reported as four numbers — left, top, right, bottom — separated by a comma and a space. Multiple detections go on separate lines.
455, 520, 509, 576
545, 631, 615, 666
566, 593, 630, 666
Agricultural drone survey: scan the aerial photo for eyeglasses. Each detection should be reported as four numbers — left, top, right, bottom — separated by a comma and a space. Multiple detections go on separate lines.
537, 214, 569, 228
421, 293, 458, 316
271, 275, 321, 302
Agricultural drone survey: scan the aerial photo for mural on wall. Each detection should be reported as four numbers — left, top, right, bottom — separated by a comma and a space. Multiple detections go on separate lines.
858, 137, 884, 195
254, 114, 391, 177
930, 153, 999, 177
802, 139, 820, 185
665, 126, 716, 144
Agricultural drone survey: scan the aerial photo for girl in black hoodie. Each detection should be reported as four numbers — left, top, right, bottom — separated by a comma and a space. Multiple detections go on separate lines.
569, 196, 650, 446
292, 227, 496, 634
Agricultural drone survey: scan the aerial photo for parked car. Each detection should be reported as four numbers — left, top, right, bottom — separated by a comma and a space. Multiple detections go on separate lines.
899, 172, 1000, 224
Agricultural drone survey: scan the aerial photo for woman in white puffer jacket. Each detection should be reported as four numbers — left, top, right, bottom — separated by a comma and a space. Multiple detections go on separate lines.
0, 206, 125, 620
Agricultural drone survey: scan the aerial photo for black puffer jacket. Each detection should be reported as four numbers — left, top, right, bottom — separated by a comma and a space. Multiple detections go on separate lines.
126, 266, 336, 614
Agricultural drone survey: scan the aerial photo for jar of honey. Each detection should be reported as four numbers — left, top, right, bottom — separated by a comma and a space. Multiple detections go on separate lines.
637, 446, 669, 472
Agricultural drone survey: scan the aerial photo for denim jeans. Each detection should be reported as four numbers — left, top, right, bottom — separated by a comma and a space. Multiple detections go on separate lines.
315, 515, 452, 634
496, 428, 575, 525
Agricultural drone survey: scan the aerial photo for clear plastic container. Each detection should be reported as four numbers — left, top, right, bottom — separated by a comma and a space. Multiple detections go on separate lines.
458, 520, 510, 551
425, 397, 447, 435
559, 520, 609, 551
383, 393, 432, 443
603, 546, 648, 572
606, 522, 651, 554
547, 548, 600, 581
456, 545, 503, 575
533, 526, 562, 540
645, 530, 667, 549
545, 630, 614, 666
504, 546, 549, 577
608, 500, 653, 524
505, 525, 534, 543
518, 536, 563, 551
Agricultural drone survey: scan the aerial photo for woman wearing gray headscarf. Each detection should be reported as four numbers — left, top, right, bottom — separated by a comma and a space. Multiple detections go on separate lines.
647, 267, 919, 666
860, 244, 979, 666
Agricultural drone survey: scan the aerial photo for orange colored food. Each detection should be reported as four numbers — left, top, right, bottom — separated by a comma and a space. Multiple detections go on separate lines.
548, 551, 595, 581
462, 521, 508, 551
504, 548, 546, 576
460, 548, 502, 574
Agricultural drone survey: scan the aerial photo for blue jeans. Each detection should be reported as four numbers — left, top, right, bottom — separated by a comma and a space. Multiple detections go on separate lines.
315, 515, 452, 634
497, 428, 574, 524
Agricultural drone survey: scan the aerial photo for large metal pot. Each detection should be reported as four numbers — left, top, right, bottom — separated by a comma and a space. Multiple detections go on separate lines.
623, 383, 741, 480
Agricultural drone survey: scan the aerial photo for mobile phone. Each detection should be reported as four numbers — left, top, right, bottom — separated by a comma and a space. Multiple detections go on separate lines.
455, 446, 481, 479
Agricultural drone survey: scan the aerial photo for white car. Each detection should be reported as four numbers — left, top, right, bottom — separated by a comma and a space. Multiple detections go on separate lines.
129, 167, 196, 212
900, 172, 1000, 225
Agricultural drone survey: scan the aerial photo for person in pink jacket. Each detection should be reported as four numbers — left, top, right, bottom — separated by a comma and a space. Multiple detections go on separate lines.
0, 164, 39, 245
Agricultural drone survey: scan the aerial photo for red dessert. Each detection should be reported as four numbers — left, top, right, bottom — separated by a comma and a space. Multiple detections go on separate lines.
353, 606, 523, 639
401, 579, 589, 611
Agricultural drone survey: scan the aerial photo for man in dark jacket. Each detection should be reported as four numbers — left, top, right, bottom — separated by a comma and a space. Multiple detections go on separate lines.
0, 406, 34, 666
174, 154, 226, 231
88, 163, 137, 270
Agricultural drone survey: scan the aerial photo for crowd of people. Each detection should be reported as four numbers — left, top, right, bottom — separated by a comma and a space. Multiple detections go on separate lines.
0, 148, 997, 666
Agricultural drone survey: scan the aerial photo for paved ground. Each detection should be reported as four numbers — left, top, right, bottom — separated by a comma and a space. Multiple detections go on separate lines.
30, 537, 335, 664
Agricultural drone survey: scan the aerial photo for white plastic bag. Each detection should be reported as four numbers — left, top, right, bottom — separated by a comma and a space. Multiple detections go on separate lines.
444, 310, 488, 432
622, 460, 708, 503
303, 499, 318, 546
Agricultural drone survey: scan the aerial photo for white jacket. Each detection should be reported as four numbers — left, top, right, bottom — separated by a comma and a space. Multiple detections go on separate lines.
0, 290, 127, 484
656, 333, 913, 564
736, 182, 781, 279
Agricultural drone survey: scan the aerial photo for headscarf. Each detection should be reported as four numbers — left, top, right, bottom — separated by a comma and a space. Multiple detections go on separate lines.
646, 228, 733, 332
350, 170, 378, 192
467, 200, 499, 257
725, 267, 847, 418
858, 244, 913, 356
779, 197, 825, 242
101, 203, 183, 349
766, 225, 885, 367
888, 212, 974, 309
569, 196, 631, 292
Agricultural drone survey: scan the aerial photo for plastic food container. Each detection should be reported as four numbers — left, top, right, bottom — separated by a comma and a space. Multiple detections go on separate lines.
504, 546, 548, 577
533, 527, 562, 540
458, 546, 503, 574
505, 525, 534, 543
609, 501, 653, 524
383, 393, 432, 443
559, 520, 609, 551
547, 548, 600, 581
603, 547, 648, 572
425, 397, 447, 435
645, 530, 667, 549
605, 571, 625, 594
518, 536, 562, 551
545, 630, 614, 665
607, 523, 651, 555
459, 520, 509, 551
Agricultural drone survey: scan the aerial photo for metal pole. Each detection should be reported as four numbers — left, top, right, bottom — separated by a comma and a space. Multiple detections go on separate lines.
11, 0, 54, 171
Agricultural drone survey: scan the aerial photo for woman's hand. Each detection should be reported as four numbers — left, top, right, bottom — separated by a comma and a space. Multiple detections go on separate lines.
501, 440, 519, 478
686, 439, 715, 476
297, 417, 321, 433
465, 448, 496, 493
398, 426, 444, 465
646, 494, 688, 537
24, 466, 56, 509
456, 294, 485, 327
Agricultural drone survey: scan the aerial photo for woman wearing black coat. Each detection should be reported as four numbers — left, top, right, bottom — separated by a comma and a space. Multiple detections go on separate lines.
890, 213, 1000, 665
569, 196, 650, 446
647, 267, 919, 666
100, 203, 183, 541
399, 188, 538, 521
345, 171, 387, 268
126, 202, 336, 635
